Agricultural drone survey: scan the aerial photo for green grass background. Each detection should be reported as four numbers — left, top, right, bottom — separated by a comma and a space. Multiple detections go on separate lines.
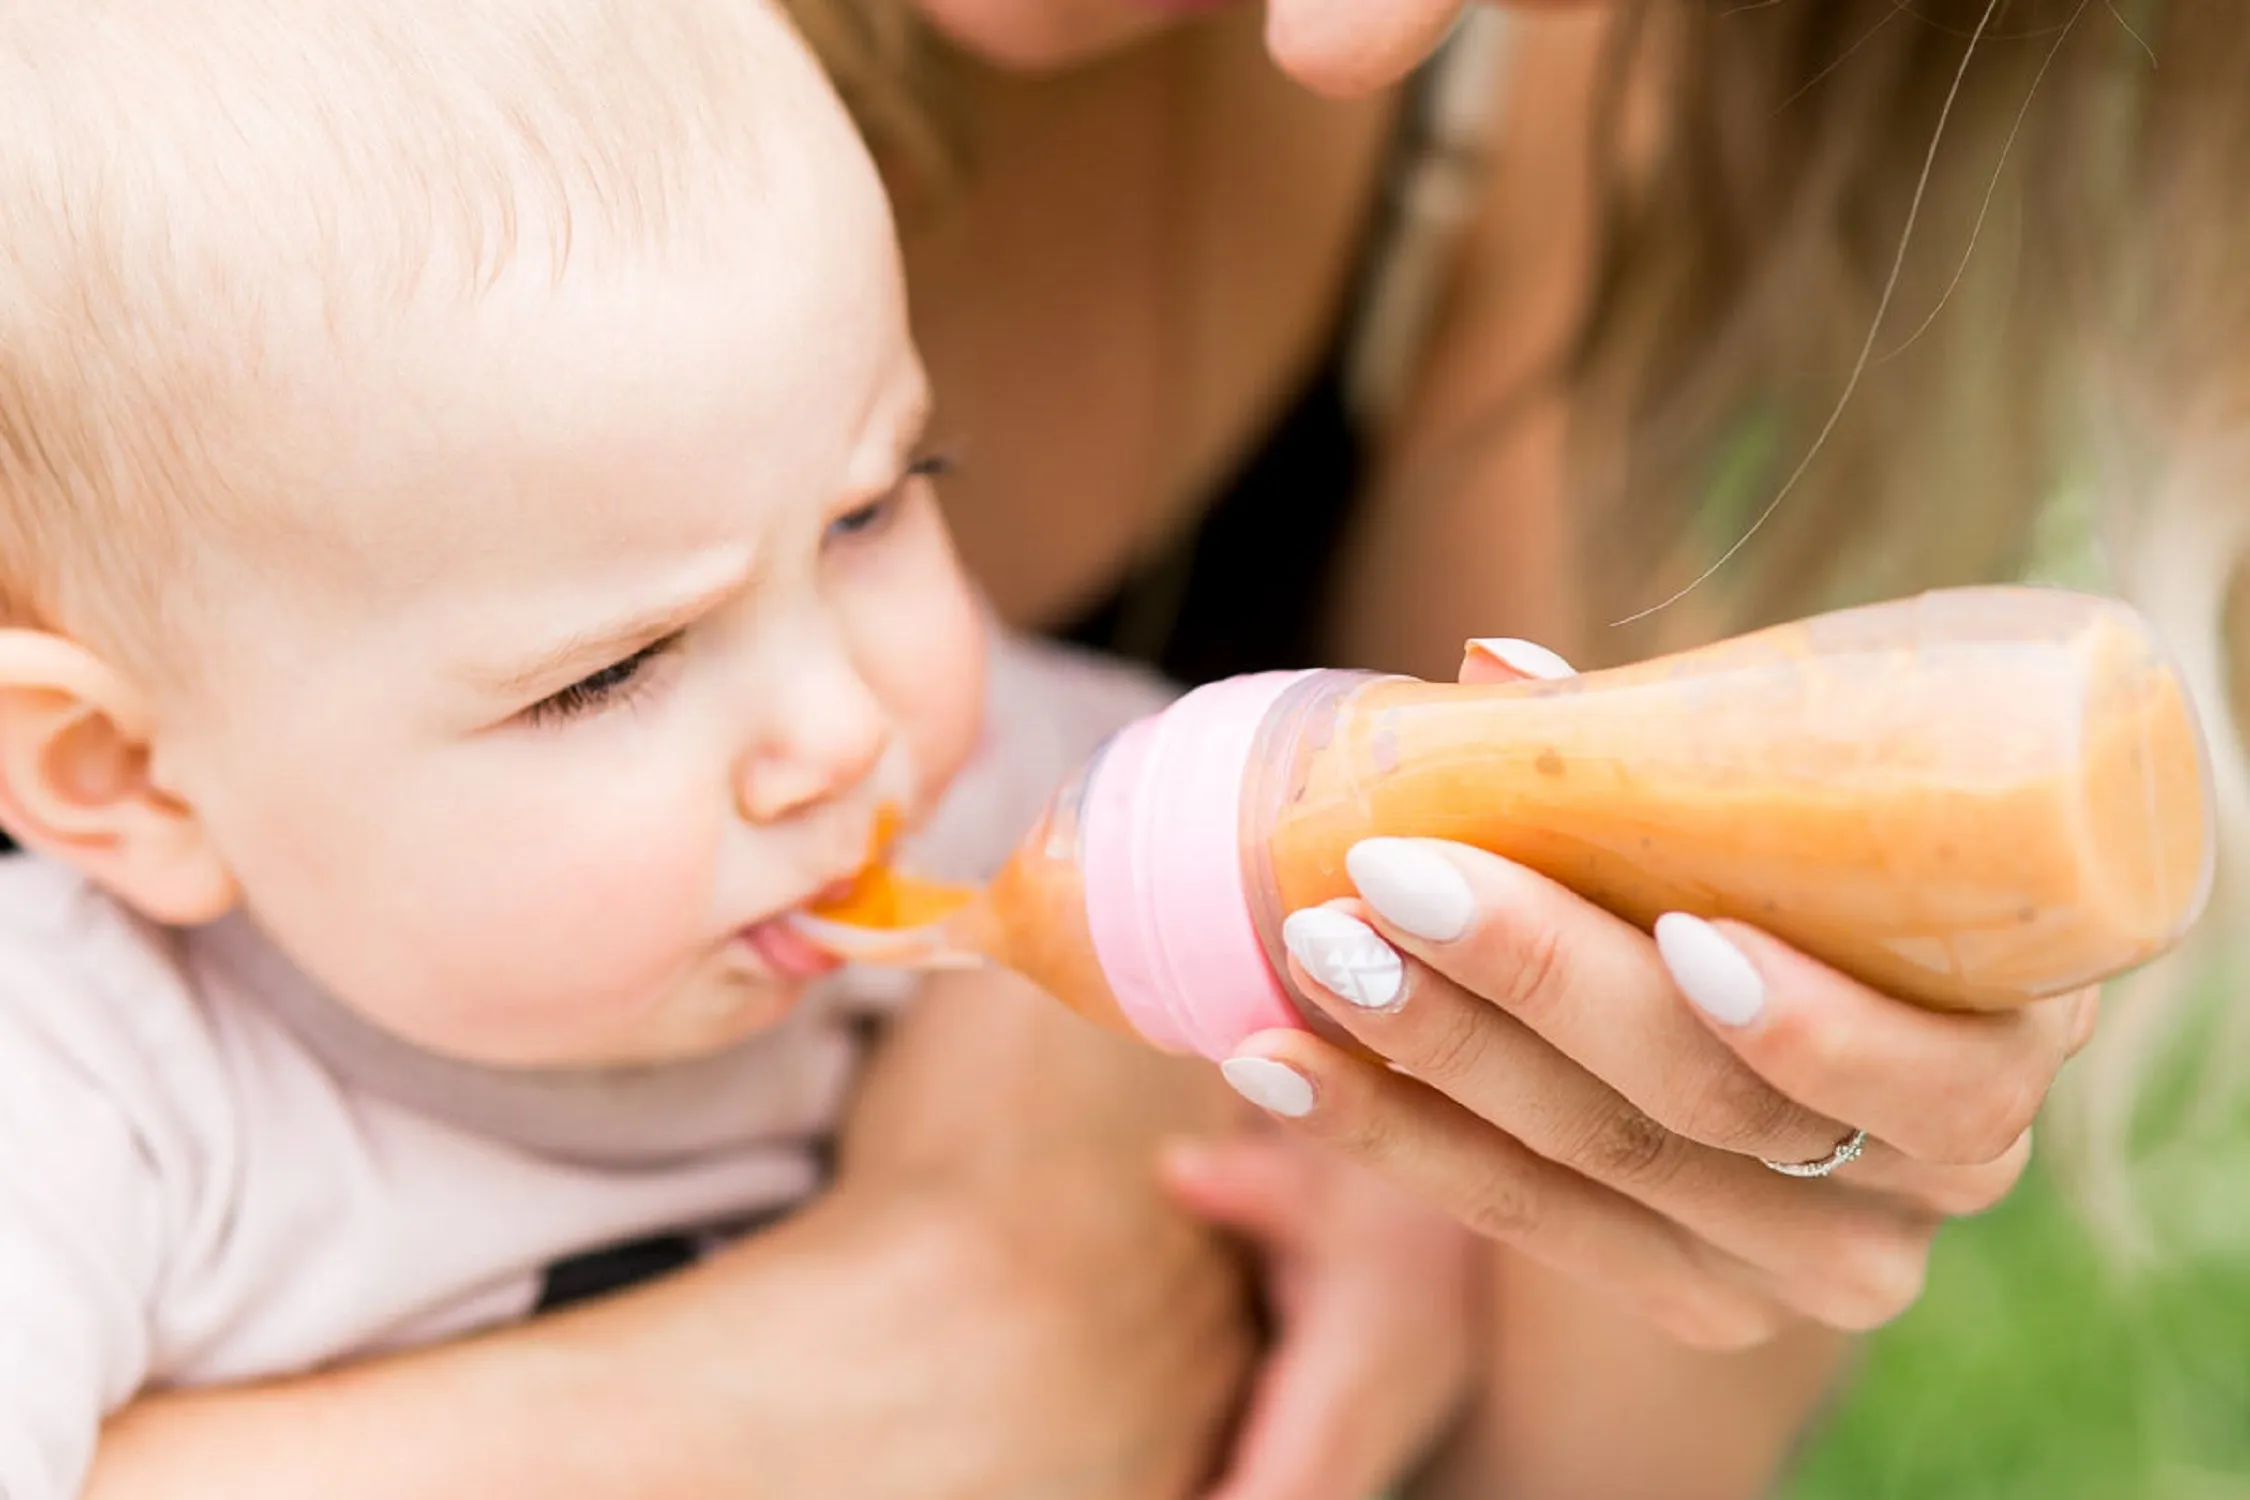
1763, 483, 2249, 1497
1780, 1130, 2250, 1500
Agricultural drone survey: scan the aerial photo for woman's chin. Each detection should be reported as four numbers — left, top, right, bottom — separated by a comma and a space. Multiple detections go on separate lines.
907, 0, 1189, 71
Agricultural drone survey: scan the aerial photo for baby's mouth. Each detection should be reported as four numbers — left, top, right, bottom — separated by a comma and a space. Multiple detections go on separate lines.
734, 914, 845, 981
728, 805, 911, 981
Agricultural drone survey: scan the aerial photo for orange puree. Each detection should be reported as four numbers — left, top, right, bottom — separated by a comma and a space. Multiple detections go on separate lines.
1258, 589, 2211, 1010
801, 589, 2214, 1028
808, 862, 978, 930
978, 806, 1136, 1037
804, 804, 974, 930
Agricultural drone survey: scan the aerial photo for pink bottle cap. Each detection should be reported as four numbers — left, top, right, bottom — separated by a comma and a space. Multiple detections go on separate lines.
1078, 672, 1310, 1059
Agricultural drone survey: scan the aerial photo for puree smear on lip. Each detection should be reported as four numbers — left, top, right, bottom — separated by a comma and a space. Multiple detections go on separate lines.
808, 806, 978, 931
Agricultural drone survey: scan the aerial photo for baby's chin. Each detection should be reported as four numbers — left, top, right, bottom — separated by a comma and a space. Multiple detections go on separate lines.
584, 968, 820, 1067
362, 968, 820, 1073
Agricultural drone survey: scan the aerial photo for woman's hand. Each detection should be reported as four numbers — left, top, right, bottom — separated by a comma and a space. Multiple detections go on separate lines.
1210, 641, 2094, 1351
1160, 1127, 1478, 1500
794, 964, 1264, 1499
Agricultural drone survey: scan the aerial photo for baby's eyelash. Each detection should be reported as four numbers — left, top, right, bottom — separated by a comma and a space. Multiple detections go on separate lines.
526, 636, 675, 725
828, 495, 896, 539
827, 451, 956, 542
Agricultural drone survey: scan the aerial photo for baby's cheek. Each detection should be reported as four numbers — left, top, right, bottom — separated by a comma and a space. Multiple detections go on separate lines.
857, 555, 987, 805
906, 652, 985, 806
412, 776, 720, 1028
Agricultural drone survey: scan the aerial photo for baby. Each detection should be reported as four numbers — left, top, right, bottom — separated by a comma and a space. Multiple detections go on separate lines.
0, 2, 1212, 1494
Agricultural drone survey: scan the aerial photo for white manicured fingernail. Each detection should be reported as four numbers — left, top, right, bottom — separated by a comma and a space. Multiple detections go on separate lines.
1464, 637, 1576, 680
1220, 1057, 1316, 1118
1283, 908, 1404, 1010
1346, 839, 1475, 942
1655, 913, 1766, 1026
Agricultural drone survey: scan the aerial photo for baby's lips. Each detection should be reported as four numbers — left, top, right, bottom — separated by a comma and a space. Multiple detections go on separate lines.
792, 853, 985, 971
784, 906, 985, 971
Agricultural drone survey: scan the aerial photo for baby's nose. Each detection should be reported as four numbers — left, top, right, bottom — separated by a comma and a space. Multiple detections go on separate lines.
735, 666, 893, 825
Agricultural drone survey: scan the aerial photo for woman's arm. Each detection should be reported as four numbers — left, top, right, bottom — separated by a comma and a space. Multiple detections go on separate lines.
90, 973, 1260, 1500
1415, 1249, 1850, 1500
92, 1191, 1245, 1500
90, 1196, 974, 1500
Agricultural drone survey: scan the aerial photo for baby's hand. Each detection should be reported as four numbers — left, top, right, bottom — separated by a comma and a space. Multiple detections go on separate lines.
1161, 1126, 1478, 1500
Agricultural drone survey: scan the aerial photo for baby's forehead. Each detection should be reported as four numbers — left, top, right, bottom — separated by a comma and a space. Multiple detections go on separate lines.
2, 3, 808, 328
0, 0, 875, 661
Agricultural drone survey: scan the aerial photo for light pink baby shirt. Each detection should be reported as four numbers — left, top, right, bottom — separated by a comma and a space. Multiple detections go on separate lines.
0, 631, 1171, 1500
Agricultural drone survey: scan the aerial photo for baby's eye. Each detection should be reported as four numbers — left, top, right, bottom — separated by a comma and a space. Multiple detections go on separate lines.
526, 636, 676, 725
826, 495, 897, 542
826, 454, 953, 545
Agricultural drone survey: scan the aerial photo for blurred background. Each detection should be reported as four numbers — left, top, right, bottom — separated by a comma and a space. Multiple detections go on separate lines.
1784, 510, 2250, 1500
1783, 1068, 2250, 1500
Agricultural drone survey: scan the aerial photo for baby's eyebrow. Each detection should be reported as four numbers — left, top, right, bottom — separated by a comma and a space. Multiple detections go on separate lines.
474, 385, 932, 702
875, 350, 935, 461
470, 566, 754, 700
900, 389, 934, 456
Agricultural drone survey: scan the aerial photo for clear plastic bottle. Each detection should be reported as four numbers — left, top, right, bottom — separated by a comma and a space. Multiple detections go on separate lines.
812, 587, 2217, 1061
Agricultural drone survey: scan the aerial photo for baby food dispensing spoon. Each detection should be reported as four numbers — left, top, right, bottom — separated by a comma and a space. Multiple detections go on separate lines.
795, 587, 2217, 1062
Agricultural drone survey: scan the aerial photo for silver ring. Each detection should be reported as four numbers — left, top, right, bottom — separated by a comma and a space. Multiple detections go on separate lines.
1761, 1128, 1869, 1179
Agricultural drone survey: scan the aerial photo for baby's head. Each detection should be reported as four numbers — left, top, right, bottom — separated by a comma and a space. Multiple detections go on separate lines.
0, 0, 985, 1067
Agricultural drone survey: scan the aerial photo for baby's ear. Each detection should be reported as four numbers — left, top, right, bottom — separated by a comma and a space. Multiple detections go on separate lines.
0, 630, 238, 924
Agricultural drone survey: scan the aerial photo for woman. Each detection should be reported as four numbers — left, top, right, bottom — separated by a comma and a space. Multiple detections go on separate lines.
87, 4, 2244, 1497
796, 0, 2247, 1493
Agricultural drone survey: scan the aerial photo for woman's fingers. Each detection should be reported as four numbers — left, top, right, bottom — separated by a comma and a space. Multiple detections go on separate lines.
1284, 887, 2055, 1203
1324, 838, 2083, 1169
1445, 636, 2073, 1174
1157, 1132, 1320, 1245
1198, 1289, 1438, 1500
1219, 1028, 1787, 1350
1232, 1021, 1997, 1333
1272, 920, 1960, 1325
1163, 1135, 1476, 1500
1457, 635, 1577, 687
1308, 845, 1851, 1165
1268, 892, 2041, 1322
1661, 918, 2092, 1166
1847, 1129, 2035, 1219
1290, 908, 2033, 1222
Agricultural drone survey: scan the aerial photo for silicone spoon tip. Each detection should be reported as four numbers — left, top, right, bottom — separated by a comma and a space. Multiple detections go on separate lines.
784, 908, 987, 970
